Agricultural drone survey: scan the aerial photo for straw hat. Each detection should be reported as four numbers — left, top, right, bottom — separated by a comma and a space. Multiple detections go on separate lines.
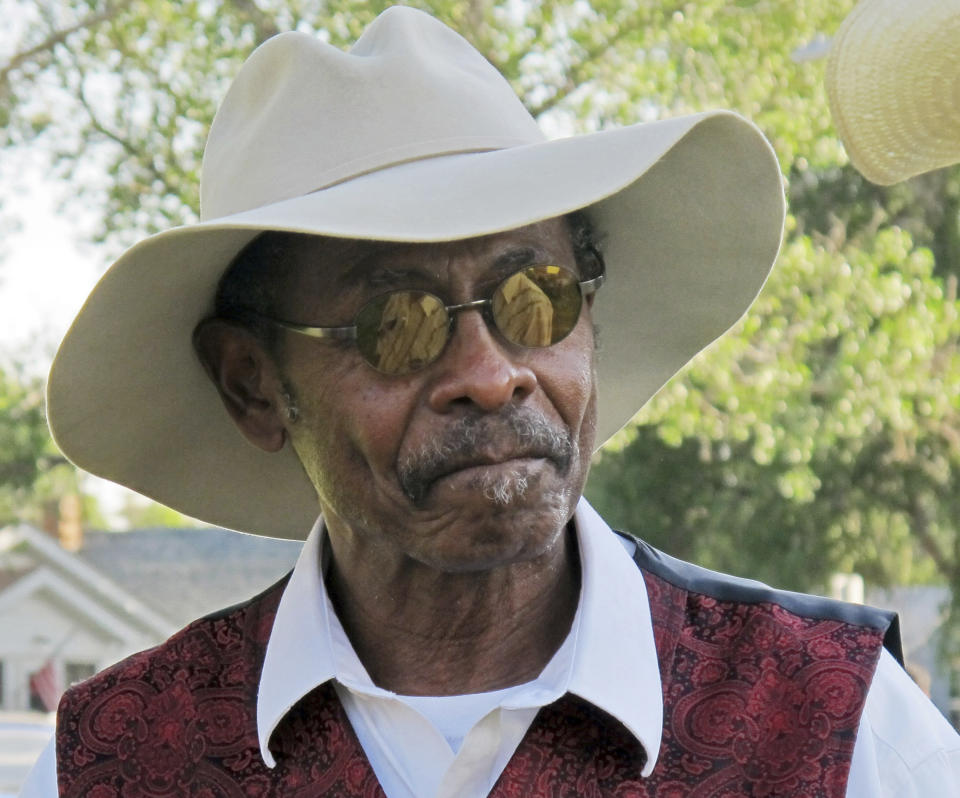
47, 7, 784, 539
826, 0, 960, 185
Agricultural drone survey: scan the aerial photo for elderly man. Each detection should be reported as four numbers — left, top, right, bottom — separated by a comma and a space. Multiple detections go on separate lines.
23, 7, 960, 797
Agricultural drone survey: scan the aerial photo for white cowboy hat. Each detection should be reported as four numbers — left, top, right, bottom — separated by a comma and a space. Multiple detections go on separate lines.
47, 7, 784, 540
826, 0, 960, 185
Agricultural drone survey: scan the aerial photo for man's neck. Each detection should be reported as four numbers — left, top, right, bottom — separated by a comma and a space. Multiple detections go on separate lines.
324, 525, 581, 696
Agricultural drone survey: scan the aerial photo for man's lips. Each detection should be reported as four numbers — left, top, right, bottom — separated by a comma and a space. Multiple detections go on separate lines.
396, 407, 575, 506
431, 453, 546, 483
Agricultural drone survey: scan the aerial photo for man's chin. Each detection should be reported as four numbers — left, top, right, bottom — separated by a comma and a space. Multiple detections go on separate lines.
402, 470, 576, 571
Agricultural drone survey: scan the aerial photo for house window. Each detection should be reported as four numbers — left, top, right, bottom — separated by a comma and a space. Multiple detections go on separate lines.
65, 662, 97, 686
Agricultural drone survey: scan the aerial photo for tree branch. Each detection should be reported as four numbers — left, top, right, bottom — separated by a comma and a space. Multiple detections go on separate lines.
909, 496, 956, 583
74, 69, 170, 192
225, 0, 280, 45
526, 33, 621, 119
0, 3, 126, 90
526, 3, 686, 119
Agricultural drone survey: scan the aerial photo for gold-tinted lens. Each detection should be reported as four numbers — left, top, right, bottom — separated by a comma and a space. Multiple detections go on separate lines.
492, 265, 582, 347
356, 291, 449, 375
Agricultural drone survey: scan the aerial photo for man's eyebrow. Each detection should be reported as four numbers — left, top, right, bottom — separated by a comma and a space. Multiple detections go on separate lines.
336, 245, 552, 290
491, 247, 541, 273
335, 248, 420, 289
363, 266, 426, 289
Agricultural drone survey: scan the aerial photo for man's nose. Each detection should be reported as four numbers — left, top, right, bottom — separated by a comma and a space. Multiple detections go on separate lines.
426, 309, 537, 413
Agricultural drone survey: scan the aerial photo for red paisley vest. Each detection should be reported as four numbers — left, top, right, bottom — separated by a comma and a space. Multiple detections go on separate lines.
55, 535, 899, 797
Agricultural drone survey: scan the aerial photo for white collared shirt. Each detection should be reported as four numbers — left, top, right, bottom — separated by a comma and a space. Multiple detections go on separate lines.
20, 498, 960, 797
256, 497, 662, 797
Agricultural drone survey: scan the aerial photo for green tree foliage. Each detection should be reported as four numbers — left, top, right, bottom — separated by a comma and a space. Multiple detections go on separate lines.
116, 495, 195, 528
575, 1, 960, 616
2, 1, 959, 633
591, 228, 959, 589
0, 361, 78, 523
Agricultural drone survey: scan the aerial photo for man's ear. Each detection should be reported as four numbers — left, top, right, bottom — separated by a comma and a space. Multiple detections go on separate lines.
193, 319, 288, 453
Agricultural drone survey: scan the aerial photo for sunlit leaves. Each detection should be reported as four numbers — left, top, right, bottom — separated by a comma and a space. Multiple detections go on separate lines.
592, 215, 960, 594
0, 362, 77, 523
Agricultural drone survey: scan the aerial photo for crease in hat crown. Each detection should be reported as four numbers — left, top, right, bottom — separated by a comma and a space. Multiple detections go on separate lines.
201, 7, 545, 221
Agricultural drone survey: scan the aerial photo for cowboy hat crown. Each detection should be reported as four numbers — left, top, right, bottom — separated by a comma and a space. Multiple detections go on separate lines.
202, 8, 544, 221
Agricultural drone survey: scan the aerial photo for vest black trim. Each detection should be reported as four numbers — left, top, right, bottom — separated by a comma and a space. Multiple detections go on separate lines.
617, 530, 904, 666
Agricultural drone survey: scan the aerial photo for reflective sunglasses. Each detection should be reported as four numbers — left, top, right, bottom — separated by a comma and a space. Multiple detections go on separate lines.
256, 263, 604, 376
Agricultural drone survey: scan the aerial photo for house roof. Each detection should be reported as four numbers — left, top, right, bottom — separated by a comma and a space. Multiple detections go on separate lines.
78, 527, 302, 627
0, 568, 31, 593
0, 524, 177, 641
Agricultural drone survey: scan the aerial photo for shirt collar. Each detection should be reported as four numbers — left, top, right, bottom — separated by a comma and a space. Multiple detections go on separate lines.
257, 498, 663, 774
566, 498, 663, 776
256, 515, 333, 766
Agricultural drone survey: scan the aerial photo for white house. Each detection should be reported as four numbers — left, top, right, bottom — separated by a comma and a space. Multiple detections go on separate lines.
0, 523, 176, 714
0, 520, 304, 713
0, 521, 302, 793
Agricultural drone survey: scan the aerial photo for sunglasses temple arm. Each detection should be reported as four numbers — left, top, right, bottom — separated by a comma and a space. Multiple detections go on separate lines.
579, 273, 605, 298
271, 320, 358, 340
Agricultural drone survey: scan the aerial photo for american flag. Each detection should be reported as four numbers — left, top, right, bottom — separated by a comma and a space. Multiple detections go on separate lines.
29, 659, 63, 712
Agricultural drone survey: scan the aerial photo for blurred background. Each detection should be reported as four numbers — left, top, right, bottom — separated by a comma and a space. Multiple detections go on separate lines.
1, 0, 959, 791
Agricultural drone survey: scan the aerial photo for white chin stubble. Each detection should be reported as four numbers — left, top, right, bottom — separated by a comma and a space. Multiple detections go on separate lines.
479, 468, 530, 506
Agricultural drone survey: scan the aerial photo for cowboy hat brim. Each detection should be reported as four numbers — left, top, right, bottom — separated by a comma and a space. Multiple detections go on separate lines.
47, 109, 783, 540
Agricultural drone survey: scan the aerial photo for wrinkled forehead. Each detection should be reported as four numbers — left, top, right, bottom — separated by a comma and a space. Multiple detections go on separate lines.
277, 217, 577, 303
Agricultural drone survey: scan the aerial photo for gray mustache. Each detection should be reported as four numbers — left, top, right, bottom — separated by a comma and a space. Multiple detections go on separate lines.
397, 406, 575, 505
